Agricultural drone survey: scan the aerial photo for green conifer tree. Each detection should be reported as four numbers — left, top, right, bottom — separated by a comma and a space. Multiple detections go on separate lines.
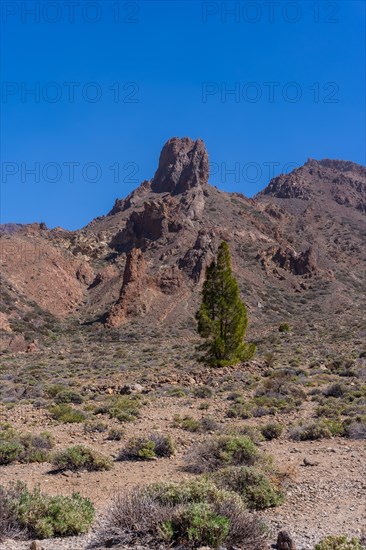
196, 241, 256, 367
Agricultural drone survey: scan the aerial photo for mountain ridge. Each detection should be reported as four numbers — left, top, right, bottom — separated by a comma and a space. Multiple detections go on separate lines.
0, 137, 365, 354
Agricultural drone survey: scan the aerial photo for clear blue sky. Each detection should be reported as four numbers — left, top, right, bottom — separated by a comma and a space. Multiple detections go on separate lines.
1, 0, 365, 229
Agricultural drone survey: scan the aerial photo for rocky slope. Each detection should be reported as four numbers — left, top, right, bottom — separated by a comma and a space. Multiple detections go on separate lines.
1, 137, 365, 351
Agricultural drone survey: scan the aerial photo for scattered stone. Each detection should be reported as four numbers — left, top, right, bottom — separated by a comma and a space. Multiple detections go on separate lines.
26, 339, 39, 353
120, 383, 145, 395
277, 530, 297, 550
303, 457, 319, 467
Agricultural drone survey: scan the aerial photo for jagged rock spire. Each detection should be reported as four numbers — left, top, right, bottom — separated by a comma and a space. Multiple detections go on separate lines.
151, 137, 209, 194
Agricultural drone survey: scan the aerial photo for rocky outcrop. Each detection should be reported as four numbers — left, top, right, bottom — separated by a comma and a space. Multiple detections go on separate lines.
108, 180, 151, 215
76, 262, 94, 285
179, 230, 216, 282
259, 245, 318, 278
260, 172, 313, 200
277, 530, 296, 550
26, 339, 39, 353
151, 137, 209, 194
110, 197, 182, 252
157, 266, 183, 294
259, 158, 366, 212
2, 137, 365, 343
105, 248, 148, 327
272, 246, 317, 276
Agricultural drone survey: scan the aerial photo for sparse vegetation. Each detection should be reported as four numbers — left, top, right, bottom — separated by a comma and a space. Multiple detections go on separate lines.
209, 466, 284, 510
94, 479, 267, 549
185, 435, 260, 473
0, 482, 94, 540
173, 415, 219, 433
0, 426, 54, 465
260, 422, 284, 440
290, 421, 332, 441
118, 433, 175, 460
49, 404, 86, 424
94, 395, 141, 422
314, 536, 366, 550
52, 445, 113, 471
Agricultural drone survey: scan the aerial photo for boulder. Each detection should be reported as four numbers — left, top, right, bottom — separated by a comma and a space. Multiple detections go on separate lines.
277, 530, 296, 550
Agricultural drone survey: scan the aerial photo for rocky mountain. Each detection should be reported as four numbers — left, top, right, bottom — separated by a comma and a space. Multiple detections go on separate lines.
1, 137, 365, 352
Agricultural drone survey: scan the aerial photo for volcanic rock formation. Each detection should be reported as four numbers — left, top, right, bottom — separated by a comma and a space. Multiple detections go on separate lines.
0, 137, 365, 349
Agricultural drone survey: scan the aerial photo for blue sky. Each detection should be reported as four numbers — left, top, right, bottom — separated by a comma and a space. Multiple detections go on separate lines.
1, 0, 365, 229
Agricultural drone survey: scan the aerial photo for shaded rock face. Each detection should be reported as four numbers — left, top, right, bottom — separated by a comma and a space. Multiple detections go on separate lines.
151, 137, 209, 194
110, 198, 182, 252
26, 339, 38, 353
330, 176, 366, 212
258, 245, 318, 279
277, 530, 296, 550
105, 248, 147, 327
261, 172, 313, 200
108, 180, 151, 215
105, 249, 185, 327
158, 265, 183, 294
272, 246, 317, 276
179, 230, 216, 282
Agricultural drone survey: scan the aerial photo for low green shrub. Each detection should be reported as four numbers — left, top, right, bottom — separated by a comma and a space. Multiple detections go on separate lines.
119, 433, 175, 461
166, 502, 229, 547
93, 479, 267, 549
0, 440, 23, 465
107, 428, 124, 441
322, 419, 345, 437
53, 445, 112, 471
0, 428, 54, 465
314, 535, 365, 550
166, 387, 187, 398
54, 390, 83, 405
193, 386, 213, 398
252, 395, 298, 417
226, 425, 264, 444
279, 323, 290, 333
173, 415, 201, 432
18, 432, 54, 463
94, 395, 141, 422
83, 420, 108, 434
227, 403, 253, 419
260, 423, 283, 440
173, 415, 219, 433
0, 482, 94, 540
185, 435, 260, 473
290, 421, 332, 441
49, 404, 86, 424
45, 384, 68, 398
210, 466, 284, 510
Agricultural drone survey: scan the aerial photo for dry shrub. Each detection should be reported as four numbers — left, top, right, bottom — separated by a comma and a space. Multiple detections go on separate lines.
0, 485, 24, 542
93, 488, 173, 547
92, 480, 267, 549
184, 435, 259, 474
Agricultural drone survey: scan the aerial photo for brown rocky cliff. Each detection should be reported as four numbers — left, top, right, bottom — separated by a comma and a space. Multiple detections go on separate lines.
1, 138, 365, 343
105, 248, 148, 327
151, 137, 209, 194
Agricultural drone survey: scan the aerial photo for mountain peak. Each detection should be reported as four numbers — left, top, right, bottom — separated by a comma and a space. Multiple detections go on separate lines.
151, 137, 209, 194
